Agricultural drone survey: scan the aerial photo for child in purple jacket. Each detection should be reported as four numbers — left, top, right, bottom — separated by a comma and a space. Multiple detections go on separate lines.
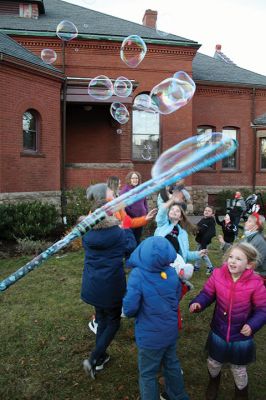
189, 243, 266, 400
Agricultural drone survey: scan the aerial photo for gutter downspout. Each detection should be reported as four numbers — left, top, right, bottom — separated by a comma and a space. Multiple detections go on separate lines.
60, 41, 67, 223
251, 88, 256, 192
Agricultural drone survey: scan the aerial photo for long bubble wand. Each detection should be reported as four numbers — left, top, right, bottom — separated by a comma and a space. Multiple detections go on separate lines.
0, 133, 238, 292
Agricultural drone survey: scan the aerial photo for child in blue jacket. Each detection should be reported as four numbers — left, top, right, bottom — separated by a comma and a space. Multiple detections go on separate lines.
123, 236, 190, 400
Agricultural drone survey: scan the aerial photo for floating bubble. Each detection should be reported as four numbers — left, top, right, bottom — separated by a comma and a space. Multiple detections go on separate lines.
120, 35, 147, 68
41, 48, 57, 64
142, 144, 152, 160
116, 129, 123, 135
56, 20, 78, 41
88, 75, 114, 100
115, 106, 130, 124
173, 71, 196, 103
156, 13, 172, 37
114, 76, 133, 98
133, 94, 158, 113
150, 78, 187, 115
110, 102, 125, 119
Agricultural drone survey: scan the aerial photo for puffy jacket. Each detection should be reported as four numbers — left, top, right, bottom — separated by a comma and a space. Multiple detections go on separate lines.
195, 217, 216, 248
80, 216, 137, 308
123, 236, 181, 349
190, 263, 266, 342
154, 205, 200, 262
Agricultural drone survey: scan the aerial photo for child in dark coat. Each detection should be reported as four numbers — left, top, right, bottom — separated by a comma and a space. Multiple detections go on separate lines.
123, 236, 190, 400
81, 200, 136, 379
215, 213, 237, 246
194, 206, 216, 274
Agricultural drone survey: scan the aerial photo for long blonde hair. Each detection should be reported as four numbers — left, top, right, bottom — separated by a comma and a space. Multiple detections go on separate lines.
224, 242, 260, 268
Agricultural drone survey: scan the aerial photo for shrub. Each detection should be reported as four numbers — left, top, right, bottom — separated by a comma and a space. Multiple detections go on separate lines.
16, 237, 53, 256
0, 201, 60, 241
64, 187, 92, 227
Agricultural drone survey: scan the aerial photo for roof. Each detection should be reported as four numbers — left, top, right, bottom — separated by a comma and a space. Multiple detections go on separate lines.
0, 31, 63, 74
193, 52, 266, 88
0, 0, 199, 46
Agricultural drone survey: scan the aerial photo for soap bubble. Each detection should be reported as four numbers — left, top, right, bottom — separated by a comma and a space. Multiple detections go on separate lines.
133, 94, 158, 113
141, 144, 152, 160
173, 71, 196, 103
88, 75, 113, 100
114, 76, 133, 97
41, 49, 57, 64
116, 129, 123, 135
56, 20, 78, 41
150, 78, 187, 114
115, 106, 130, 124
110, 102, 125, 119
120, 35, 147, 68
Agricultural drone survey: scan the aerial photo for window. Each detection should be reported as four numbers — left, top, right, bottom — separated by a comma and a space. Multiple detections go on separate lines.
23, 110, 39, 151
196, 126, 216, 169
132, 94, 160, 161
260, 138, 266, 169
221, 127, 238, 169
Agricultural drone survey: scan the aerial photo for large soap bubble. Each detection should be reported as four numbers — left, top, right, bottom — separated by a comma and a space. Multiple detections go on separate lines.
114, 76, 133, 97
56, 20, 78, 41
150, 78, 187, 115
41, 49, 57, 64
120, 35, 147, 68
88, 75, 114, 100
173, 71, 196, 103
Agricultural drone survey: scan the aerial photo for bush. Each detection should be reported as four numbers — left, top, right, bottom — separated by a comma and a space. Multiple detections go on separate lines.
0, 201, 60, 241
16, 237, 53, 255
64, 187, 92, 227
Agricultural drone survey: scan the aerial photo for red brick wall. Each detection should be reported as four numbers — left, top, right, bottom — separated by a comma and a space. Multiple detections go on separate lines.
0, 64, 62, 193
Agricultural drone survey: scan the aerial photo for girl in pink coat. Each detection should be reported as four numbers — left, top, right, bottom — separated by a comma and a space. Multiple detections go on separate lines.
189, 243, 266, 400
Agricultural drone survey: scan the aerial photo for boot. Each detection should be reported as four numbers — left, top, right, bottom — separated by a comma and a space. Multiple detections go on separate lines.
234, 384, 249, 400
205, 371, 221, 400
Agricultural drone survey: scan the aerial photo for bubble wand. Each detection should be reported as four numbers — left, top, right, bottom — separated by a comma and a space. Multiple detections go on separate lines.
0, 133, 238, 292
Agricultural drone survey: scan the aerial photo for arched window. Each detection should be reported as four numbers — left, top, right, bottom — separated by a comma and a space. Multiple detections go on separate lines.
222, 127, 239, 169
132, 94, 160, 161
23, 109, 39, 151
196, 125, 216, 169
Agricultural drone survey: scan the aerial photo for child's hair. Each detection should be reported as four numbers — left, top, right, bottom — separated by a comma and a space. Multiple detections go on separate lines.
223, 242, 260, 268
126, 170, 142, 185
169, 203, 197, 235
204, 205, 215, 214
249, 213, 265, 233
107, 176, 120, 197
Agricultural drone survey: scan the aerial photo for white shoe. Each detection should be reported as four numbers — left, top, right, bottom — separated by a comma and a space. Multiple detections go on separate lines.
88, 319, 98, 334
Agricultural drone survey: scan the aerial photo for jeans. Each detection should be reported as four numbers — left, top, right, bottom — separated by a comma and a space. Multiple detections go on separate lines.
90, 306, 121, 364
138, 343, 190, 400
194, 244, 213, 271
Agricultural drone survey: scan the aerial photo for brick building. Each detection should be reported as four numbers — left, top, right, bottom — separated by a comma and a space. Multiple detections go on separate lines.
0, 0, 266, 212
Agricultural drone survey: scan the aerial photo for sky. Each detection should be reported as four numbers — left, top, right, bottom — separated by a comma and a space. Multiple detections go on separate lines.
63, 0, 266, 76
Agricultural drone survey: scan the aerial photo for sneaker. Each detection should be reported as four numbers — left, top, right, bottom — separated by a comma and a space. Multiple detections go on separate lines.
88, 319, 98, 335
83, 359, 96, 379
95, 353, 110, 371
160, 393, 170, 400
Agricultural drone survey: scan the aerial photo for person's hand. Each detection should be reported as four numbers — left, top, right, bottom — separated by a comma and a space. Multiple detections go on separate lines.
189, 303, 201, 313
145, 208, 158, 221
199, 249, 208, 257
240, 324, 252, 336
218, 235, 225, 244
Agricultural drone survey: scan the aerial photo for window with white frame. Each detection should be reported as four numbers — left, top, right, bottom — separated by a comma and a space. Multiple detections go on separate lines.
221, 127, 238, 169
132, 94, 160, 161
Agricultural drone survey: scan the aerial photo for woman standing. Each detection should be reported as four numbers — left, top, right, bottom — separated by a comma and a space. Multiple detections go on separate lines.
120, 171, 149, 244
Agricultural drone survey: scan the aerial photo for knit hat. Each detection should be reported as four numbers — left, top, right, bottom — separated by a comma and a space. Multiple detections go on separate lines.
86, 183, 107, 201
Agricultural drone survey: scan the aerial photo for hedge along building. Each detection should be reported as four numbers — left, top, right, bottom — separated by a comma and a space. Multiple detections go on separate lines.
0, 0, 266, 214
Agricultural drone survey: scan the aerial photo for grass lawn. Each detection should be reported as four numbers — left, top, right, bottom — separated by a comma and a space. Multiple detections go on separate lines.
0, 234, 265, 400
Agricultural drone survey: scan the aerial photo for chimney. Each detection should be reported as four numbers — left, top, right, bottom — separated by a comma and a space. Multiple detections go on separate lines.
142, 9, 157, 28
215, 44, 222, 52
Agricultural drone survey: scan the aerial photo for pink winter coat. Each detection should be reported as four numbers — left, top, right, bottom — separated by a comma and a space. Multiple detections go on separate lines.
190, 263, 266, 342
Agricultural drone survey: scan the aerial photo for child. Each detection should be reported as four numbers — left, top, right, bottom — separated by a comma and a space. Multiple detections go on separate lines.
194, 206, 216, 274
215, 213, 237, 246
123, 236, 190, 400
189, 243, 266, 400
229, 191, 246, 235
81, 200, 137, 379
154, 195, 206, 264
